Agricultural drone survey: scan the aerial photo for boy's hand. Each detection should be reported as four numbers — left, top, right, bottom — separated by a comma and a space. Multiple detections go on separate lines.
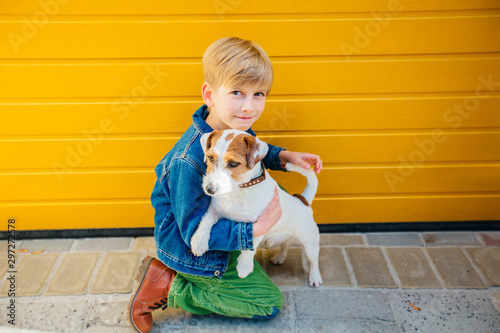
253, 186, 282, 237
279, 150, 323, 174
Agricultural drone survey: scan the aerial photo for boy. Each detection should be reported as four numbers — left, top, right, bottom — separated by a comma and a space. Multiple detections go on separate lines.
128, 37, 322, 333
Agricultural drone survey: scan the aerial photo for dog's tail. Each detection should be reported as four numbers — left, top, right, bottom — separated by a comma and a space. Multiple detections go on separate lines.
284, 163, 318, 205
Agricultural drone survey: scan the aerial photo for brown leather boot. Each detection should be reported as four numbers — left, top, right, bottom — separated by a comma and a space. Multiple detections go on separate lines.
128, 256, 176, 333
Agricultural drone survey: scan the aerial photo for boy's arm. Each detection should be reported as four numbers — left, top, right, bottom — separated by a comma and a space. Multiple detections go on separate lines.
166, 158, 254, 252
264, 143, 288, 171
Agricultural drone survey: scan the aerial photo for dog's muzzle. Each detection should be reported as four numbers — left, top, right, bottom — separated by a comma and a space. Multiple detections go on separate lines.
204, 185, 217, 196
202, 168, 234, 196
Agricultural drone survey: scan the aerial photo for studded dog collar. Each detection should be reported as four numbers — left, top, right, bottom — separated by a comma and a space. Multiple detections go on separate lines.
240, 161, 266, 188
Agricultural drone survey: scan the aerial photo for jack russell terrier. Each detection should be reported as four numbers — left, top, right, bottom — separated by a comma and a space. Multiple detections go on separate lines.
190, 129, 322, 287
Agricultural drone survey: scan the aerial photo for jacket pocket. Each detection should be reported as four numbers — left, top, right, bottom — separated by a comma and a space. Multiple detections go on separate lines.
156, 210, 172, 235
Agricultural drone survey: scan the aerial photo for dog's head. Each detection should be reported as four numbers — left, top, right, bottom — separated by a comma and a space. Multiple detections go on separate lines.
200, 129, 269, 196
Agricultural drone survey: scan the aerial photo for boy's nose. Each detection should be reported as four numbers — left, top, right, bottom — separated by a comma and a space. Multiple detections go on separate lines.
242, 99, 254, 112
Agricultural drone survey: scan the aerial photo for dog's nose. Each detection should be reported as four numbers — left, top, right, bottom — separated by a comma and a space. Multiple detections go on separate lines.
205, 186, 216, 195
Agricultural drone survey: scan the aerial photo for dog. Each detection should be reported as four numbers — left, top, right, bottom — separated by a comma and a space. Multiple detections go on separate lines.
190, 129, 322, 287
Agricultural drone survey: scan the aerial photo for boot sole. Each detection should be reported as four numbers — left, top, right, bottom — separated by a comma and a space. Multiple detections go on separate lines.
128, 255, 156, 333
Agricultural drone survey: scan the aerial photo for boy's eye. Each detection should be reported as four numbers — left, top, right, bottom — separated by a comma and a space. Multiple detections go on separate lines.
227, 161, 240, 168
231, 91, 242, 96
255, 92, 266, 97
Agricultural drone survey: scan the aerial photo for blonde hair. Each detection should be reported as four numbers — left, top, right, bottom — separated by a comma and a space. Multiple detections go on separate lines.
202, 37, 273, 94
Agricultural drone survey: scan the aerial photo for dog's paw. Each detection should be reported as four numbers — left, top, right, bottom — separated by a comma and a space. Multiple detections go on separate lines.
190, 231, 209, 257
236, 259, 254, 278
271, 251, 287, 265
191, 241, 209, 257
308, 271, 323, 288
308, 279, 322, 288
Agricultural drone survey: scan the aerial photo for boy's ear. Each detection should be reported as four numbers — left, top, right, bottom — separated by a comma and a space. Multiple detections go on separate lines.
244, 135, 269, 169
201, 82, 215, 108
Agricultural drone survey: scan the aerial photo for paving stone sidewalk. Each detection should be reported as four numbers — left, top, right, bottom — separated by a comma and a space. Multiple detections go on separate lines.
0, 231, 499, 332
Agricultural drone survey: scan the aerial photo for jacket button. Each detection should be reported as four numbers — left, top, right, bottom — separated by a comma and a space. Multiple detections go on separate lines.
214, 270, 220, 277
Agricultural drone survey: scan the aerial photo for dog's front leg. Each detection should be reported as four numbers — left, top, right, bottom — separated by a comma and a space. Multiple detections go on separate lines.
236, 235, 264, 278
190, 205, 218, 257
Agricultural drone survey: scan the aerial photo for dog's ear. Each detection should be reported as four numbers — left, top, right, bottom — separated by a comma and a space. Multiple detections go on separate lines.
200, 132, 211, 155
244, 135, 269, 169
200, 131, 220, 162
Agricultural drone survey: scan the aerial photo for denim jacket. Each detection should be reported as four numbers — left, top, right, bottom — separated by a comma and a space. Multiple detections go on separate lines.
151, 104, 287, 278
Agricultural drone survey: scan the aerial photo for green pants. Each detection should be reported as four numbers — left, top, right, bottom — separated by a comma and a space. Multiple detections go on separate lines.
167, 251, 284, 319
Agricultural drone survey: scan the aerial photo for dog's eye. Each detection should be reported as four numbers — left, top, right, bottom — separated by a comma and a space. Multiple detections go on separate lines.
227, 161, 240, 168
207, 156, 215, 164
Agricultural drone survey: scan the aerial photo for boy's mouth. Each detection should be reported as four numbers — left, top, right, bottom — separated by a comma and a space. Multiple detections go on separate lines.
235, 116, 253, 120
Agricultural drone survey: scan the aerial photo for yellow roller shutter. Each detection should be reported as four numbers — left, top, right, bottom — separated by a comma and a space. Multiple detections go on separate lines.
1, 1, 499, 231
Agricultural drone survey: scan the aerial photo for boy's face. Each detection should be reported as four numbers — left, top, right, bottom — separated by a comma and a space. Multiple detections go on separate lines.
204, 82, 267, 131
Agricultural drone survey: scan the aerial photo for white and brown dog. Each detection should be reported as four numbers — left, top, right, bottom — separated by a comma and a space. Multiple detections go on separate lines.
190, 129, 322, 287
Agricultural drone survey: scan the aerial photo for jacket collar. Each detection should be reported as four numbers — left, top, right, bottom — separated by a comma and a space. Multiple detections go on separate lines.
192, 104, 214, 134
